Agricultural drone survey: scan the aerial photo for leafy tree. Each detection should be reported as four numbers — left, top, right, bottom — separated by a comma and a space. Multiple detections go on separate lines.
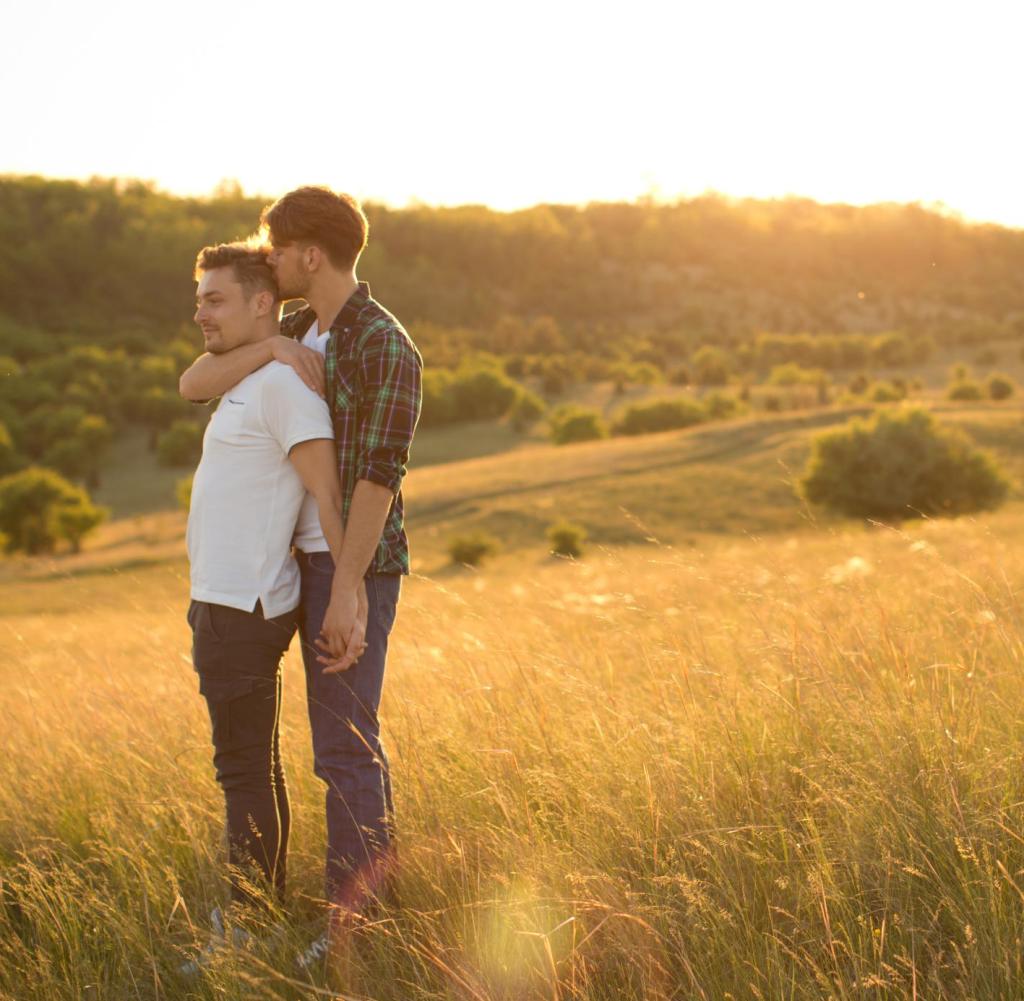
0, 422, 21, 476
800, 408, 1009, 520
691, 346, 732, 386
42, 414, 113, 488
0, 467, 107, 554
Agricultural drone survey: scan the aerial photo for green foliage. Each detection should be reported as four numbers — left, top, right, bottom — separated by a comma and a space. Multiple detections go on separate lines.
175, 474, 193, 513
547, 520, 587, 558
691, 346, 732, 386
612, 397, 706, 436
549, 406, 608, 445
668, 365, 691, 386
420, 363, 524, 428
986, 373, 1016, 400
800, 407, 1010, 520
508, 389, 546, 431
947, 379, 984, 401
447, 531, 500, 566
0, 466, 107, 554
703, 391, 743, 420
768, 363, 828, 387
868, 381, 906, 403
156, 420, 204, 467
0, 422, 21, 476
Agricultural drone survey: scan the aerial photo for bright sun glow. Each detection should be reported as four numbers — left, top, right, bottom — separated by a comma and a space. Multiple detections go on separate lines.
4, 0, 1022, 226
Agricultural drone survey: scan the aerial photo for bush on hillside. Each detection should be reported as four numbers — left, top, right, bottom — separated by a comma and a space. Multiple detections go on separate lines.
549, 406, 608, 445
768, 363, 828, 387
799, 407, 1009, 520
176, 474, 194, 513
612, 397, 706, 436
986, 373, 1016, 400
702, 391, 743, 420
548, 520, 587, 558
157, 420, 204, 467
947, 379, 984, 401
508, 389, 546, 431
0, 467, 108, 554
448, 531, 500, 567
691, 346, 732, 386
868, 381, 906, 403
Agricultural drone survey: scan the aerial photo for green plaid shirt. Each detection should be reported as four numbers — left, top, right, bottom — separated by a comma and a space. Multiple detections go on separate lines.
281, 283, 422, 575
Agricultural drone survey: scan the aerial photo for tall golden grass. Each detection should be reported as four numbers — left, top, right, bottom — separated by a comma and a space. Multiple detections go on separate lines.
2, 510, 1024, 999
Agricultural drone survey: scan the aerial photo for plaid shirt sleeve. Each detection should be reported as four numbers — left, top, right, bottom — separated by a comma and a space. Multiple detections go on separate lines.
356, 323, 422, 493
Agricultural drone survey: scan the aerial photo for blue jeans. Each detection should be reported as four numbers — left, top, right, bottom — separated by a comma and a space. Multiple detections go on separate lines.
295, 550, 400, 907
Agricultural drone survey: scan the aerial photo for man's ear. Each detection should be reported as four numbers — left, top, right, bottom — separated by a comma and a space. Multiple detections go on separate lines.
304, 244, 323, 273
254, 289, 276, 317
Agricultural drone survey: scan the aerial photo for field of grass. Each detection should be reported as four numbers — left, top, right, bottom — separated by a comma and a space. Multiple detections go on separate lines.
4, 403, 1024, 999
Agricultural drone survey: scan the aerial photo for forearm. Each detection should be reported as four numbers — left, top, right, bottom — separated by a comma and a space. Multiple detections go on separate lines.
314, 492, 346, 567
178, 339, 276, 401
332, 480, 395, 592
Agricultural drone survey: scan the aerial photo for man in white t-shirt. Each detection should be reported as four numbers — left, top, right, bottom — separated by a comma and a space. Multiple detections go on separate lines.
182, 243, 366, 970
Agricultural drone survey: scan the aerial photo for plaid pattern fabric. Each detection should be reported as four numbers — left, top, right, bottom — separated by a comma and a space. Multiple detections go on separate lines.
281, 283, 422, 575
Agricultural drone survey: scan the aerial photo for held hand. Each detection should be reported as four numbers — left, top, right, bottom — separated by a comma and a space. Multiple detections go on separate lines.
271, 335, 326, 398
316, 581, 369, 674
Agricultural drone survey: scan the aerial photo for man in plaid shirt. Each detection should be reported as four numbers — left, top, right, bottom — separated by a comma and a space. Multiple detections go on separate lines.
179, 187, 422, 965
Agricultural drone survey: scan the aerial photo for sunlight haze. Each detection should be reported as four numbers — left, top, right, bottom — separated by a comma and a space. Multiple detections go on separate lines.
3, 0, 1021, 225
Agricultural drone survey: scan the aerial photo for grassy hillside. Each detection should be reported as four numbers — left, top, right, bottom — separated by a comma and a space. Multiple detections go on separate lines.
11, 400, 1024, 585
3, 482, 1024, 997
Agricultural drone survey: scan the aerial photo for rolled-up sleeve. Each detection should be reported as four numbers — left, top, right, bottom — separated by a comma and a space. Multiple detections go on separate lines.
356, 325, 423, 493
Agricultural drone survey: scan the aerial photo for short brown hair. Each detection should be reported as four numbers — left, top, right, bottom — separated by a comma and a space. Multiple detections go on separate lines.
194, 243, 278, 298
261, 186, 368, 269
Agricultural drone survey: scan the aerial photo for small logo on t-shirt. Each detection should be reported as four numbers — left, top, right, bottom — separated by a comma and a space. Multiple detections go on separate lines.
227, 399, 245, 405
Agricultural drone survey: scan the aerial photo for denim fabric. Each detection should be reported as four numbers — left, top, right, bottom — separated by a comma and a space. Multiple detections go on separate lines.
188, 599, 298, 905
295, 550, 400, 906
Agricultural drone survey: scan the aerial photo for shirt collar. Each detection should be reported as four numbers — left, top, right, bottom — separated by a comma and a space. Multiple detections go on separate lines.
328, 281, 372, 335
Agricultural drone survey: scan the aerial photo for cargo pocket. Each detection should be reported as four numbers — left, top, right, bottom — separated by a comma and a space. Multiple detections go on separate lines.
200, 675, 258, 747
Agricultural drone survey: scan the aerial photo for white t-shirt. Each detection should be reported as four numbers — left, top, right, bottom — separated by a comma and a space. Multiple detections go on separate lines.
187, 360, 333, 616
292, 321, 332, 552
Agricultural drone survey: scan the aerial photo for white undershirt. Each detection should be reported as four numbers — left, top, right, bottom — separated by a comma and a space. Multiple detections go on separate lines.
292, 321, 332, 552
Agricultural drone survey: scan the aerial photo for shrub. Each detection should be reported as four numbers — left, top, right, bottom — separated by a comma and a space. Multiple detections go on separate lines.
448, 531, 500, 567
548, 520, 586, 558
868, 381, 905, 403
768, 363, 827, 387
612, 398, 705, 436
451, 364, 520, 421
947, 380, 984, 401
703, 391, 743, 420
549, 406, 608, 445
987, 373, 1016, 400
508, 389, 546, 431
668, 366, 691, 386
157, 420, 204, 467
176, 474, 194, 513
691, 346, 732, 386
799, 407, 1009, 520
0, 467, 108, 554
847, 373, 870, 395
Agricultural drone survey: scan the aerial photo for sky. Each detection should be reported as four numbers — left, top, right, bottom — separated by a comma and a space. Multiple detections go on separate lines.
3, 0, 1022, 227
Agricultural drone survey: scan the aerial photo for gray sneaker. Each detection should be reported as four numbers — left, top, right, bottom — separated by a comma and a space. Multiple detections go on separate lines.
177, 906, 259, 979
295, 930, 332, 972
